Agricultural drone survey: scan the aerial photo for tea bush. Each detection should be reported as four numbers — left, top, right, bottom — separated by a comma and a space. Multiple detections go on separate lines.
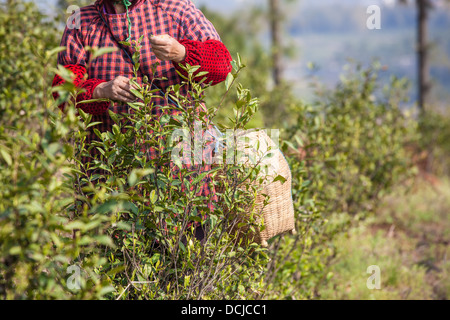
68, 40, 271, 300
0, 1, 419, 300
0, 4, 115, 299
288, 63, 416, 219
0, 2, 274, 296
261, 63, 417, 298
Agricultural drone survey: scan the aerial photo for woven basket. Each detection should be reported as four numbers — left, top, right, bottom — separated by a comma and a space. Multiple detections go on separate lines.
228, 130, 296, 247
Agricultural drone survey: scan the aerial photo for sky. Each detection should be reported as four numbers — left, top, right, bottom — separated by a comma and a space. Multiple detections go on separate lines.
38, 0, 410, 13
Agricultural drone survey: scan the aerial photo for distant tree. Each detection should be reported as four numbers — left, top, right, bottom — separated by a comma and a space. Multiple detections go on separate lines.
266, 0, 299, 127
416, 0, 432, 115
398, 0, 443, 115
267, 0, 297, 85
269, 0, 283, 86
398, 0, 450, 174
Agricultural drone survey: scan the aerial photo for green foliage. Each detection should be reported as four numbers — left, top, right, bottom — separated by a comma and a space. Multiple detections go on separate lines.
0, 1, 59, 122
0, 30, 276, 298
417, 108, 450, 176
0, 1, 273, 300
320, 178, 450, 300
288, 63, 416, 219
0, 0, 423, 301
260, 63, 417, 299
0, 2, 113, 298
0, 98, 115, 299
67, 39, 271, 300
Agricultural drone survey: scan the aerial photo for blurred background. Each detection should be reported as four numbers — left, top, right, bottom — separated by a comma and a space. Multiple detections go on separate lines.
1, 0, 449, 300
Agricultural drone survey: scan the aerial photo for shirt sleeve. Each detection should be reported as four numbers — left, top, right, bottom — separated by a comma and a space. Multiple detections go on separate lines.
53, 26, 109, 115
179, 2, 221, 41
174, 3, 232, 85
58, 24, 89, 67
176, 40, 232, 86
52, 64, 109, 115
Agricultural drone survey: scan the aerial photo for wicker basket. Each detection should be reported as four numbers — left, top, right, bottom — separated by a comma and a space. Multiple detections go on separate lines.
228, 130, 296, 247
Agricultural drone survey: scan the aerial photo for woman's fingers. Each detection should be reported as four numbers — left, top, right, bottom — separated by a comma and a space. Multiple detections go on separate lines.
150, 34, 171, 46
94, 76, 141, 102
115, 77, 138, 102
118, 79, 134, 94
150, 34, 186, 62
152, 48, 167, 61
115, 87, 136, 102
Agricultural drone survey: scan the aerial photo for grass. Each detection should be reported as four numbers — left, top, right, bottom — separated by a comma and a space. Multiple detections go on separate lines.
317, 177, 450, 300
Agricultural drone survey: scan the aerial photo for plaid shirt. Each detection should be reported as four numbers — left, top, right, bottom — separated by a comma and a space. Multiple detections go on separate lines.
54, 0, 232, 210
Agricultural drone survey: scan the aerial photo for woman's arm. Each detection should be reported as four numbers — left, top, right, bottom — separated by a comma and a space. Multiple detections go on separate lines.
52, 64, 110, 115
149, 35, 232, 86
52, 65, 138, 115
150, 2, 232, 86
53, 24, 136, 114
52, 22, 113, 115
176, 39, 232, 86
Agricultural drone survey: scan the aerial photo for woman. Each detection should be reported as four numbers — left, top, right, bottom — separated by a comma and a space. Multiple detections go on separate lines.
52, 0, 231, 227
54, 0, 231, 106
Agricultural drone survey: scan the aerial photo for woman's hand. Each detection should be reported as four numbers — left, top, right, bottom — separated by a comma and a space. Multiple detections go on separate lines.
93, 76, 137, 102
150, 34, 186, 63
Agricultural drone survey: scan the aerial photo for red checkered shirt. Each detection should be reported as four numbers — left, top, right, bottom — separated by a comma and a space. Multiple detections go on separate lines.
53, 0, 232, 210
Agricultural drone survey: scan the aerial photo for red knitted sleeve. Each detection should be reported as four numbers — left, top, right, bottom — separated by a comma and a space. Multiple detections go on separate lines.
174, 40, 232, 86
52, 64, 110, 115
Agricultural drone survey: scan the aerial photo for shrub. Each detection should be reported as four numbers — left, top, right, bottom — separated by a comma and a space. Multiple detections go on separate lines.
288, 63, 416, 219
417, 108, 450, 176
0, 1, 419, 301
261, 63, 417, 299
0, 1, 115, 299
